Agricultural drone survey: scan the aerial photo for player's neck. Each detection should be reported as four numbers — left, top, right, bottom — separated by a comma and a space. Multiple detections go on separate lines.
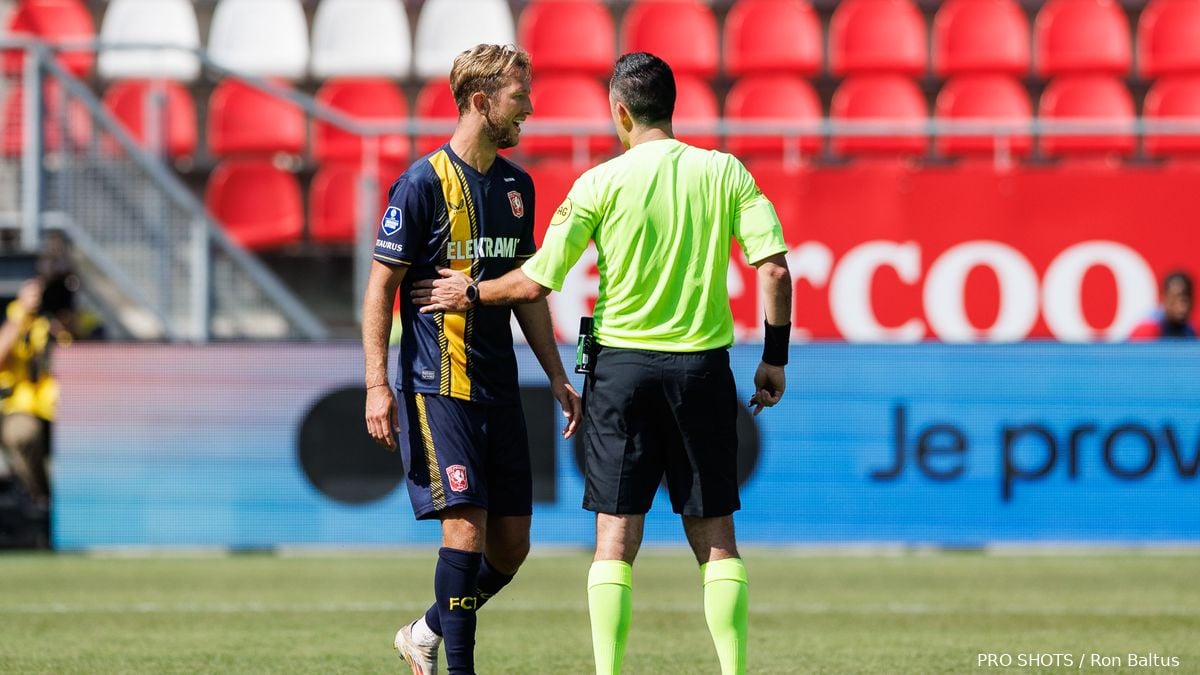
626, 125, 674, 149
449, 130, 498, 175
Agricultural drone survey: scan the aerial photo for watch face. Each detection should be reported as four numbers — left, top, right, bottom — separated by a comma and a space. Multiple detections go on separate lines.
466, 284, 479, 303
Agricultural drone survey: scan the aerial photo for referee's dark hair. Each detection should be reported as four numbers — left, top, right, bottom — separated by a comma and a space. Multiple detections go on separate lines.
610, 52, 676, 125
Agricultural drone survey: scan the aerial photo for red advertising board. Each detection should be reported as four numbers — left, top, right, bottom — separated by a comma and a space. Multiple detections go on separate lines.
531, 162, 1200, 343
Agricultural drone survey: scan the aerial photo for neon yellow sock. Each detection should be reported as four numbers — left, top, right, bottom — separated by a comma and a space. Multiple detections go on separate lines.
587, 560, 633, 675
701, 557, 749, 675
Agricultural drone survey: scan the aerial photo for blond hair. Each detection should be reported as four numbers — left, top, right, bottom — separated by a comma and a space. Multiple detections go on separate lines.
449, 44, 532, 115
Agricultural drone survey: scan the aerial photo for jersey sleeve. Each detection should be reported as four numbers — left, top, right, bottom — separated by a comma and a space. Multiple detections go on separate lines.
729, 158, 788, 265
521, 172, 601, 292
373, 175, 432, 267
516, 177, 536, 258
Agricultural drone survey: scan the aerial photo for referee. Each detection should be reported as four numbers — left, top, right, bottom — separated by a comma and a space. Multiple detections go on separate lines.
413, 52, 792, 675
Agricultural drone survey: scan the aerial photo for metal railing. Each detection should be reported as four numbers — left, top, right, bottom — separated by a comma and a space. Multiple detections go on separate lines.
1, 38, 327, 341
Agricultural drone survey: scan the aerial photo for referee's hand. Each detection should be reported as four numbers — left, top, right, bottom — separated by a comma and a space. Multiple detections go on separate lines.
365, 385, 400, 451
749, 362, 786, 416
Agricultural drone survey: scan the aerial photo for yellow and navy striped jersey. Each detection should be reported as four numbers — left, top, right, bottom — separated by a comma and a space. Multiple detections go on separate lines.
374, 144, 536, 404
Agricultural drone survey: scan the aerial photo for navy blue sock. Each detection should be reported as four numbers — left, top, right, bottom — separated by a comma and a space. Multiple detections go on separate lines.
435, 547, 483, 675
425, 555, 517, 636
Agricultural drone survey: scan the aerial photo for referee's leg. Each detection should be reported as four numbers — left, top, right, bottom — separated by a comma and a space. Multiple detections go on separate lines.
683, 517, 748, 675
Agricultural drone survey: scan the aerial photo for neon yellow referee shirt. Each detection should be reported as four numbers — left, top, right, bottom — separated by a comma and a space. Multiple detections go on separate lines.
522, 138, 788, 351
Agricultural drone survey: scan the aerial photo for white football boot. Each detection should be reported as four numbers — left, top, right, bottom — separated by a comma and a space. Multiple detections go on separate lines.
394, 618, 441, 675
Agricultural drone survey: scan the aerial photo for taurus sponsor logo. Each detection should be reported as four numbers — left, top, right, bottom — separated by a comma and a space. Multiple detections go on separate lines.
507, 190, 525, 218
376, 240, 404, 253
447, 199, 464, 211
446, 464, 468, 492
446, 237, 521, 260
550, 198, 572, 226
380, 207, 402, 235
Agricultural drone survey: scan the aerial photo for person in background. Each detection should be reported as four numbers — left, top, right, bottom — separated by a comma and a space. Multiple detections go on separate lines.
0, 277, 60, 507
1129, 271, 1195, 340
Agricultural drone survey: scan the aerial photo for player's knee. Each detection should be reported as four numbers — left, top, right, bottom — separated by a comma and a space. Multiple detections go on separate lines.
487, 539, 529, 574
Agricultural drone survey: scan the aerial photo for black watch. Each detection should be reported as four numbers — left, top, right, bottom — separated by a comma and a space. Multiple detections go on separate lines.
464, 282, 481, 305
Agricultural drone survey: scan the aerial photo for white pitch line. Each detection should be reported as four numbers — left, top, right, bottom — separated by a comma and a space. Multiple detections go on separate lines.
0, 601, 1197, 618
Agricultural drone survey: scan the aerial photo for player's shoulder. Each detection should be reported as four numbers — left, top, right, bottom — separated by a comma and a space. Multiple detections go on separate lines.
385, 149, 445, 198
493, 154, 531, 179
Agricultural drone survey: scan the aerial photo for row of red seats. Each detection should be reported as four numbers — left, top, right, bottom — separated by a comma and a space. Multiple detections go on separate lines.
9, 73, 1200, 163
7, 0, 1200, 81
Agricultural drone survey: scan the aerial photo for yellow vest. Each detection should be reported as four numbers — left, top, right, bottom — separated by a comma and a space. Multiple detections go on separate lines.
0, 300, 60, 421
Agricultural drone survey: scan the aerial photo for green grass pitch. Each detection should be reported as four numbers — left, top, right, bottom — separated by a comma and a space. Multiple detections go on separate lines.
0, 550, 1197, 674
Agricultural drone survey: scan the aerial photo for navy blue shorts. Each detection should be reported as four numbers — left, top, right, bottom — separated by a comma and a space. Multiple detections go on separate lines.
397, 391, 532, 520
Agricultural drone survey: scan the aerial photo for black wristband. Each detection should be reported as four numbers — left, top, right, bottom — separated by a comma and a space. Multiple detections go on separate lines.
762, 321, 790, 366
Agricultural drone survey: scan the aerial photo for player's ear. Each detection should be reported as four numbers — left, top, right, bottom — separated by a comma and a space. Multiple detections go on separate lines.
471, 90, 489, 116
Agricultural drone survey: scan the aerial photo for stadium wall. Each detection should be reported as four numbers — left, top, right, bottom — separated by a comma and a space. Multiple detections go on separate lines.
542, 165, 1200, 344
52, 343, 1200, 550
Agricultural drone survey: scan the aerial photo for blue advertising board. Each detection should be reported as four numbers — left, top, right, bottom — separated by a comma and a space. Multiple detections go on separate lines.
51, 343, 1199, 550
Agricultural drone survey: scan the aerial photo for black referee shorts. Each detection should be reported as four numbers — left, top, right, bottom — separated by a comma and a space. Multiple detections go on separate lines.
581, 346, 740, 518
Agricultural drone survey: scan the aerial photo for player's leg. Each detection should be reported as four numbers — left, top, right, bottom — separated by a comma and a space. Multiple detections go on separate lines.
582, 348, 666, 675
435, 505, 487, 675
394, 392, 490, 675
419, 515, 530, 640
417, 401, 533, 653
663, 349, 747, 675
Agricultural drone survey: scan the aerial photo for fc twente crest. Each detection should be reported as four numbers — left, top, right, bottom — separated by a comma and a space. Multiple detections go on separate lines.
507, 191, 524, 218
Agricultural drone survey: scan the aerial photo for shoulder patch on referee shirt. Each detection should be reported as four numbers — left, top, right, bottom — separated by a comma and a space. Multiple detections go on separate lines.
549, 198, 572, 226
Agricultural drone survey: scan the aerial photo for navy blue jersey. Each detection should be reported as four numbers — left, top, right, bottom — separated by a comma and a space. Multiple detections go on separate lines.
374, 145, 536, 404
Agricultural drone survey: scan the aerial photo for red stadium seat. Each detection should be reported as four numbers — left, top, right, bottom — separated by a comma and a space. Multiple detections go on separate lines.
1035, 0, 1131, 77
831, 75, 928, 157
723, 0, 822, 77
935, 75, 1032, 158
932, 0, 1030, 77
207, 78, 305, 157
1144, 76, 1200, 157
205, 159, 303, 249
1, 80, 91, 157
829, 0, 926, 76
308, 163, 399, 244
1038, 75, 1135, 157
621, 0, 718, 77
524, 75, 614, 160
313, 79, 409, 164
2, 0, 95, 78
524, 160, 587, 245
725, 75, 822, 159
1138, 0, 1200, 79
102, 80, 197, 158
414, 79, 459, 157
674, 76, 719, 150
518, 0, 614, 76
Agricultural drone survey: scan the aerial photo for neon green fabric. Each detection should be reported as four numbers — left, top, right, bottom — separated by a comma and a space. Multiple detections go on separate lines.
522, 139, 787, 351
701, 558, 749, 675
587, 560, 633, 675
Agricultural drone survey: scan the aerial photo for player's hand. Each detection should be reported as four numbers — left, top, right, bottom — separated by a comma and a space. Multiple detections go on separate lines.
749, 362, 785, 416
365, 384, 399, 451
412, 268, 473, 313
551, 376, 583, 439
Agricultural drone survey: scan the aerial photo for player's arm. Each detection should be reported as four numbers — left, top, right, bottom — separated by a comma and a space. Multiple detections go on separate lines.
513, 291, 581, 439
363, 261, 407, 450
363, 174, 430, 449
